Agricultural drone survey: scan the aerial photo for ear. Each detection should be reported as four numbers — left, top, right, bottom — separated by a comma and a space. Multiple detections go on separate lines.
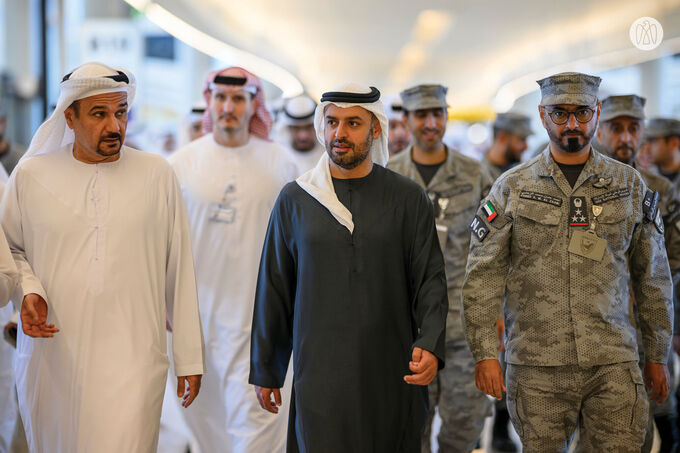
372, 119, 382, 139
594, 101, 602, 123
538, 106, 548, 129
670, 135, 680, 150
251, 96, 259, 112
64, 107, 75, 130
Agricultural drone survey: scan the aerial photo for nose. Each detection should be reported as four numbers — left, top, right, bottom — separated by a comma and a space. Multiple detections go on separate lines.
103, 113, 120, 133
425, 113, 436, 128
224, 97, 235, 113
622, 130, 632, 145
334, 121, 349, 140
566, 113, 578, 129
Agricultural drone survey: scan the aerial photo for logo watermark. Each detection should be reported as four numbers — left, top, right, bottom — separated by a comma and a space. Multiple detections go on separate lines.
630, 17, 663, 51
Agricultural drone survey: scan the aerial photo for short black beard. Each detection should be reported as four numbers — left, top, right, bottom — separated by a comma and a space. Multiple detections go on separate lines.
546, 127, 594, 154
504, 145, 520, 164
325, 133, 373, 170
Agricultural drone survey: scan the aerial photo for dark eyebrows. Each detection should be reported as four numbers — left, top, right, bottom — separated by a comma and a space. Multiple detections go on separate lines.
325, 115, 364, 122
88, 102, 128, 113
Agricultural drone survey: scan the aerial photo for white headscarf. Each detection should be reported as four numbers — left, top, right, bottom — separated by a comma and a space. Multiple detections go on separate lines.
21, 62, 136, 161
296, 83, 388, 234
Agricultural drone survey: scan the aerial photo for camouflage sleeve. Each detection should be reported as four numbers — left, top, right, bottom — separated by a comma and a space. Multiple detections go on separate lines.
662, 189, 680, 335
462, 180, 512, 363
479, 163, 495, 199
630, 184, 674, 364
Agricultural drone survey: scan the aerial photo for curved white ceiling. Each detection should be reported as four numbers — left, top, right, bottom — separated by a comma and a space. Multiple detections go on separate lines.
137, 0, 680, 108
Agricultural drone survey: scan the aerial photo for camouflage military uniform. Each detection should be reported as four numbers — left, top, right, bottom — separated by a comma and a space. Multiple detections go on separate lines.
479, 159, 510, 183
387, 146, 493, 453
463, 147, 673, 452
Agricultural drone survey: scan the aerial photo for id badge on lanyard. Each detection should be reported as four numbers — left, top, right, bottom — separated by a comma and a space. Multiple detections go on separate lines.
210, 184, 237, 224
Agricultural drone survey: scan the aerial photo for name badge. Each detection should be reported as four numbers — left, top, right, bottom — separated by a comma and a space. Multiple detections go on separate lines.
568, 230, 606, 261
210, 205, 236, 223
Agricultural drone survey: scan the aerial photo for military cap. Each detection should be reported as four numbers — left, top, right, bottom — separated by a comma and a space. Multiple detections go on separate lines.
493, 112, 533, 138
400, 84, 448, 112
599, 95, 646, 122
645, 118, 680, 139
536, 72, 601, 106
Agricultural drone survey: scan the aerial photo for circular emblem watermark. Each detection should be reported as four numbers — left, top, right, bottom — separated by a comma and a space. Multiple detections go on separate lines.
630, 17, 663, 50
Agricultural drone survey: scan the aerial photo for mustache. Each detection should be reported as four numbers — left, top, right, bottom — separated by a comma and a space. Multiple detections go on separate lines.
219, 113, 238, 121
560, 129, 584, 137
100, 133, 121, 141
616, 144, 634, 153
331, 139, 354, 149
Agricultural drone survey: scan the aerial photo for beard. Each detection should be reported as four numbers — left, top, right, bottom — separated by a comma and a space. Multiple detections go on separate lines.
325, 132, 373, 170
613, 144, 635, 164
547, 127, 595, 154
504, 145, 521, 164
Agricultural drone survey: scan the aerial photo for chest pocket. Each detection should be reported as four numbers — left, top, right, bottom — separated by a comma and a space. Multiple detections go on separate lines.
595, 199, 634, 251
515, 201, 562, 253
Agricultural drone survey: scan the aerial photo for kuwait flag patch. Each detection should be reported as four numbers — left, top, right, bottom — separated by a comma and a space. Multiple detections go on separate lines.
483, 201, 497, 222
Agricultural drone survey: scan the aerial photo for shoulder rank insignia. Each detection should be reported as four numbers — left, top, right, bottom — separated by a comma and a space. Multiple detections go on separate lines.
569, 196, 589, 226
643, 189, 660, 222
593, 176, 612, 189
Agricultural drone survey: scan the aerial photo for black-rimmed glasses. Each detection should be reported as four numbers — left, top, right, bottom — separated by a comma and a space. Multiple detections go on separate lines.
544, 107, 595, 125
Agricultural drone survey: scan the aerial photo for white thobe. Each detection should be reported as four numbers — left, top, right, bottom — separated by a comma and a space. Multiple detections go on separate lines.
169, 134, 298, 453
1, 146, 205, 453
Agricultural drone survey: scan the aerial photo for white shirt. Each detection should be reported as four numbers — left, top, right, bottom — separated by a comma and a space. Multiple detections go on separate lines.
2, 145, 205, 453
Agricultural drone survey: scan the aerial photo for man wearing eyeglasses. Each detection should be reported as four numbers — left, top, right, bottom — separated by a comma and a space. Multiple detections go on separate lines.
463, 72, 673, 452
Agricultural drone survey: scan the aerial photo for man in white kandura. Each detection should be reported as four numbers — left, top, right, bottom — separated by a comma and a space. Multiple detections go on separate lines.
1, 62, 205, 453
169, 67, 298, 453
275, 93, 325, 173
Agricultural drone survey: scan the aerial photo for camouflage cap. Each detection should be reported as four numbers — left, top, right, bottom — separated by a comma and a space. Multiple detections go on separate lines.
536, 72, 601, 106
493, 112, 533, 138
400, 84, 448, 112
600, 95, 646, 122
645, 117, 680, 139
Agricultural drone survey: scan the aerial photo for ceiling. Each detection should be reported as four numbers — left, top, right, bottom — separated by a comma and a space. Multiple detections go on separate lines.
138, 0, 680, 109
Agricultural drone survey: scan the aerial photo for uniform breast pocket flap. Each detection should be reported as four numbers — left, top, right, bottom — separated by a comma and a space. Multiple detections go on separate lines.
516, 201, 561, 226
596, 199, 633, 225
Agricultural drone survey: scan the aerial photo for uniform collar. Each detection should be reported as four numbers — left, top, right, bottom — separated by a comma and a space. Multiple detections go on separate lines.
536, 144, 608, 194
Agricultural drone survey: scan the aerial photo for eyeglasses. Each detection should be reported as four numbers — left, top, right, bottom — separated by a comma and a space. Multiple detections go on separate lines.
544, 107, 595, 125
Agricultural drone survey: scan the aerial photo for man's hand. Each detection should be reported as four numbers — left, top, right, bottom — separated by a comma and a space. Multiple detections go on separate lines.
496, 318, 505, 352
254, 386, 282, 414
475, 359, 505, 400
644, 362, 670, 404
404, 347, 438, 386
21, 293, 59, 338
673, 334, 680, 356
177, 375, 202, 408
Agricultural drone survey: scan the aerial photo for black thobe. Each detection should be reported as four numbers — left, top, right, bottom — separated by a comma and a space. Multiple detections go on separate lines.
249, 164, 447, 453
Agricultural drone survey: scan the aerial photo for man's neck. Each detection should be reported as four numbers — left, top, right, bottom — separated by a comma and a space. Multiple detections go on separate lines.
412, 143, 446, 165
329, 157, 374, 179
549, 141, 590, 165
72, 143, 120, 164
0, 140, 8, 156
659, 151, 680, 175
213, 128, 249, 148
486, 141, 509, 166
